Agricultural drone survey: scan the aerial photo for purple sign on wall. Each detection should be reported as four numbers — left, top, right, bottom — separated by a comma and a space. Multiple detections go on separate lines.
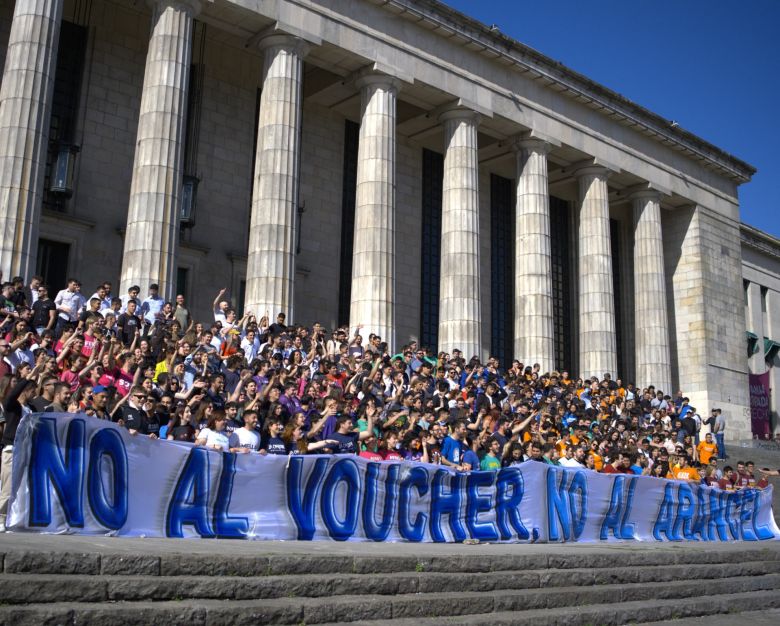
749, 371, 771, 439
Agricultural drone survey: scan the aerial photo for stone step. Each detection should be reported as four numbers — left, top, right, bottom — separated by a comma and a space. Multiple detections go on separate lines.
319, 589, 780, 626
640, 608, 780, 626
3, 544, 779, 577
1, 559, 778, 604
0, 573, 778, 625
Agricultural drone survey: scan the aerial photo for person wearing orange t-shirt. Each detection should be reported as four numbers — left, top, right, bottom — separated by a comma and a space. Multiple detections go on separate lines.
696, 432, 718, 465
671, 456, 700, 482
589, 447, 604, 471
555, 431, 571, 456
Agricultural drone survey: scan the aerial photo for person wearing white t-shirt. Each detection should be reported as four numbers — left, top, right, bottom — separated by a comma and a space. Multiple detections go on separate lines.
212, 287, 229, 324
196, 414, 230, 451
559, 446, 586, 468
229, 410, 261, 452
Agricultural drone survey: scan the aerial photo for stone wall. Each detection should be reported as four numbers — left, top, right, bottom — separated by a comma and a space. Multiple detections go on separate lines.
664, 205, 751, 441
742, 232, 780, 435
48, 0, 145, 294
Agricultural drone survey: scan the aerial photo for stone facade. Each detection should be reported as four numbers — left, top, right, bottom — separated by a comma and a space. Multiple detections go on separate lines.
741, 224, 780, 436
0, 0, 771, 442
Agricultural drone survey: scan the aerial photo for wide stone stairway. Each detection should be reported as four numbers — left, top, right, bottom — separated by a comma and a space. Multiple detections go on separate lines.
0, 534, 778, 625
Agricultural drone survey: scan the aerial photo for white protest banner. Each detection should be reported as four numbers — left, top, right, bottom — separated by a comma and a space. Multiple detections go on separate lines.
8, 414, 780, 542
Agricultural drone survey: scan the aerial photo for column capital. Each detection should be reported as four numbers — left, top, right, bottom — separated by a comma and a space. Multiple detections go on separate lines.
511, 136, 552, 155
256, 32, 311, 58
148, 0, 202, 17
571, 159, 616, 180
624, 182, 668, 203
511, 130, 560, 154
438, 105, 480, 125
354, 69, 402, 93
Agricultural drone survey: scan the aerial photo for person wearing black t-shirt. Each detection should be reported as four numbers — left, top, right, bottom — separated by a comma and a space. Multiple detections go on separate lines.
260, 417, 288, 455
268, 312, 287, 337
116, 300, 142, 346
29, 375, 58, 412
31, 285, 56, 335
117, 387, 152, 436
324, 413, 374, 455
167, 405, 196, 442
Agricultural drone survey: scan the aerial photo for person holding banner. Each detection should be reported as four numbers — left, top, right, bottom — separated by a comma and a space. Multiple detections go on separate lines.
195, 412, 230, 451
230, 409, 260, 452
323, 412, 374, 455
0, 378, 37, 531
440, 421, 468, 470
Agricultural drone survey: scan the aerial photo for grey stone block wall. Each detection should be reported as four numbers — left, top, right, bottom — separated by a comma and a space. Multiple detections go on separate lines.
394, 139, 422, 346
296, 103, 347, 330
54, 0, 146, 294
664, 205, 750, 441
478, 167, 494, 362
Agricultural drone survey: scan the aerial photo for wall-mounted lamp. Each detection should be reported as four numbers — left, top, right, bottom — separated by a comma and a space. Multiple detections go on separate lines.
49, 143, 80, 197
180, 174, 199, 226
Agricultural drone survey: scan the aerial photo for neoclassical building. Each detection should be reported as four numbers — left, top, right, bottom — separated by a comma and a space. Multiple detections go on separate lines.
0, 0, 775, 439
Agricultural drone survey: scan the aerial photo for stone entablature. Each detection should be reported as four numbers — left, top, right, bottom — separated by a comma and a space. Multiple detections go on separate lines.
742, 223, 780, 262
365, 0, 755, 184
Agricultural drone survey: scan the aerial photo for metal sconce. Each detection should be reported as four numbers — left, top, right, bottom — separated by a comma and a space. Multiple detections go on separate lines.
180, 174, 199, 226
49, 143, 80, 197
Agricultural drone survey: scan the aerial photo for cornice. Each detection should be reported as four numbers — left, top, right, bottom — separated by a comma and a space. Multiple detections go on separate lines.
369, 0, 756, 184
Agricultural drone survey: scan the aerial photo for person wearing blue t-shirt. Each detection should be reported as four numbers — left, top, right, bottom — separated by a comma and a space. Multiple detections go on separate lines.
440, 421, 468, 470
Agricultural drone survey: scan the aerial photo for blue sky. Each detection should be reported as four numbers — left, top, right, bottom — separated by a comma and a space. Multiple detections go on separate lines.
443, 0, 780, 237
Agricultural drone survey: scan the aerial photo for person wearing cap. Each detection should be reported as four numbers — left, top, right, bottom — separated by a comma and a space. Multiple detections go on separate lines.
140, 284, 164, 327
90, 385, 111, 420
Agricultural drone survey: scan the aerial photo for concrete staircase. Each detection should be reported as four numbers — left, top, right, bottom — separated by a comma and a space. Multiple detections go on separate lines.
0, 540, 779, 625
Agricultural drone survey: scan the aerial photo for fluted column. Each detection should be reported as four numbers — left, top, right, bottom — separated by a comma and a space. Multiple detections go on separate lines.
514, 138, 554, 372
244, 34, 307, 321
576, 165, 617, 379
631, 189, 672, 392
349, 73, 399, 349
120, 0, 200, 300
437, 108, 481, 358
0, 0, 64, 280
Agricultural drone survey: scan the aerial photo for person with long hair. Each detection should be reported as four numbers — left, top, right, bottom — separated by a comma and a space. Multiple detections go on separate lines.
167, 403, 196, 442
195, 411, 229, 451
280, 421, 335, 455
193, 399, 215, 433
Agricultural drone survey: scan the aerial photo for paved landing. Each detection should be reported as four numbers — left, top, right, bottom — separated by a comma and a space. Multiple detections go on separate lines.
1, 532, 778, 559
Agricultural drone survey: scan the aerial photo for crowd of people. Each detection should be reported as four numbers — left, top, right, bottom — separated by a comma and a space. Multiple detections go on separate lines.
0, 274, 776, 530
